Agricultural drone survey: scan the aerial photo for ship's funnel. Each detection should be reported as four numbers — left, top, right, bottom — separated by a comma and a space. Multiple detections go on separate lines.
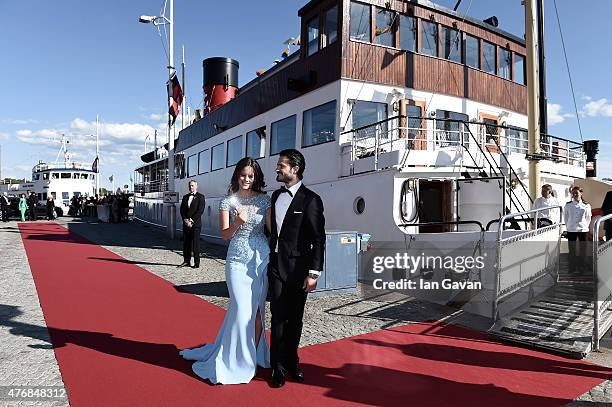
583, 139, 599, 178
203, 57, 239, 114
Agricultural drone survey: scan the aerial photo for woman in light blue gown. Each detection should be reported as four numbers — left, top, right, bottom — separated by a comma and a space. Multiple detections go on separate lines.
180, 157, 271, 384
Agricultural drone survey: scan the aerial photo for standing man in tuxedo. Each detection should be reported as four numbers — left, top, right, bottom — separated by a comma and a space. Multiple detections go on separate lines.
179, 179, 205, 268
27, 191, 37, 221
268, 149, 325, 388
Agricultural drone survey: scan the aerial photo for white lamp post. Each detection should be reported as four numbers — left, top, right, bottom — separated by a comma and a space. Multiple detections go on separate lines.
139, 0, 177, 239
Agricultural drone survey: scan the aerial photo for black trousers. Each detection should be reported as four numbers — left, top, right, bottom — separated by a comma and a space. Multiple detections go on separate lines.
567, 232, 589, 273
0, 207, 8, 222
28, 205, 36, 221
268, 254, 308, 371
182, 226, 201, 266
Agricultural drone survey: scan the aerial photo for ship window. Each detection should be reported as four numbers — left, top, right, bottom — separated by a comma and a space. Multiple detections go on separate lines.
187, 154, 198, 177
499, 48, 512, 80
81, 173, 88, 179
89, 174, 95, 180
43, 173, 49, 180
62, 192, 69, 199
74, 192, 81, 198
464, 34, 479, 69
350, 100, 388, 131
399, 15, 417, 52
227, 135, 244, 167
38, 193, 42, 201
441, 26, 461, 63
350, 1, 371, 42
211, 143, 225, 171
61, 173, 71, 179
307, 17, 319, 56
246, 127, 266, 158
514, 54, 525, 85
435, 110, 468, 147
302, 100, 336, 147
198, 149, 210, 174
270, 115, 296, 155
507, 126, 528, 153
406, 105, 423, 148
323, 6, 338, 47
483, 41, 496, 74
51, 192, 56, 199
52, 173, 59, 179
375, 8, 396, 47
42, 193, 47, 200
33, 174, 40, 181
421, 20, 438, 57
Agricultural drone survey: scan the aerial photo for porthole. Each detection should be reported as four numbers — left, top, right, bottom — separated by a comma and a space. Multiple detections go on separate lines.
353, 197, 366, 215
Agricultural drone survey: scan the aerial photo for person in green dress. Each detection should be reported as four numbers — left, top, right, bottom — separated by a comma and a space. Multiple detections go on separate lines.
18, 194, 27, 222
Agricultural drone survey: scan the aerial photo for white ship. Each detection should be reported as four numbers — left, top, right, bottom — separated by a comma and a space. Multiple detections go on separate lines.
0, 136, 97, 215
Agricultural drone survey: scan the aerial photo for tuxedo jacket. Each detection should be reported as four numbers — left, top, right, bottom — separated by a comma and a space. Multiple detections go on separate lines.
180, 192, 205, 228
269, 184, 325, 283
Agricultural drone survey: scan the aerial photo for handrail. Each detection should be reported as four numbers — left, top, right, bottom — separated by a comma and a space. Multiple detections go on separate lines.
398, 220, 484, 232
486, 217, 535, 231
592, 213, 612, 352
496, 206, 563, 242
491, 135, 533, 204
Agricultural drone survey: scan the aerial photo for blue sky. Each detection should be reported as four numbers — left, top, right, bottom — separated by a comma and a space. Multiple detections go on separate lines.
0, 0, 610, 190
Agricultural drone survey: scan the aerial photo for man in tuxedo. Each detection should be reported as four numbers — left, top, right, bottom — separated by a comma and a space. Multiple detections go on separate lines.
1, 192, 10, 222
268, 149, 325, 388
179, 180, 205, 268
27, 191, 37, 221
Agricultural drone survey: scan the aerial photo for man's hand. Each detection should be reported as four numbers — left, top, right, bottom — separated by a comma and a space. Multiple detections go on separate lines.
303, 276, 317, 293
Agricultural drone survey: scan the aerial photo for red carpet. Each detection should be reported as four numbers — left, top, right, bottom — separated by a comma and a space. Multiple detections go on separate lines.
18, 222, 612, 406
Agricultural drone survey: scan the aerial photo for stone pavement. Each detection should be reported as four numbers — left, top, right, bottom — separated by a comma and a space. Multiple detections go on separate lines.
2, 217, 612, 406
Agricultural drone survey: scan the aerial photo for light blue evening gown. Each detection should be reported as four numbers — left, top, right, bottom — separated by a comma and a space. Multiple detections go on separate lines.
180, 193, 271, 384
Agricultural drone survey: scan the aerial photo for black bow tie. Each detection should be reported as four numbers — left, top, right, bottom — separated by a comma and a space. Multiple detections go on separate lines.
279, 186, 293, 197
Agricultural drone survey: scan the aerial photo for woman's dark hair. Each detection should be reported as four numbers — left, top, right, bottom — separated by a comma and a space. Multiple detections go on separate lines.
602, 191, 612, 215
279, 148, 305, 180
229, 157, 266, 193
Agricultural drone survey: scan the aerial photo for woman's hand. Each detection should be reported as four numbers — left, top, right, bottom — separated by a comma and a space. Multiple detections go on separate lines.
234, 209, 248, 224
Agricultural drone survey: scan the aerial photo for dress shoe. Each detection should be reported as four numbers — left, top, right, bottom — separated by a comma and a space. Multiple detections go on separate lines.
287, 366, 304, 383
191, 264, 200, 269
177, 262, 190, 268
271, 368, 286, 388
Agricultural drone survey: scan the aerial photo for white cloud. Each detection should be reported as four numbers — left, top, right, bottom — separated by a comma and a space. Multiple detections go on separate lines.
547, 103, 574, 125
0, 132, 9, 141
16, 129, 33, 136
148, 113, 166, 121
581, 98, 612, 118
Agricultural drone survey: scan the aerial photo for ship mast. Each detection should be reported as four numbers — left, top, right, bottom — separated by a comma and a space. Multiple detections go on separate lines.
525, 0, 541, 200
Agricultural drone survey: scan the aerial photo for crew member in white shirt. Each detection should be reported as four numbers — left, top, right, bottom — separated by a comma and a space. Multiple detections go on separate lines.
532, 184, 561, 228
563, 186, 592, 274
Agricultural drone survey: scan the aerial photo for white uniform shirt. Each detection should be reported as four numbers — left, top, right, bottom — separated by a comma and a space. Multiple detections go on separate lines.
563, 200, 592, 232
533, 196, 561, 221
274, 181, 321, 276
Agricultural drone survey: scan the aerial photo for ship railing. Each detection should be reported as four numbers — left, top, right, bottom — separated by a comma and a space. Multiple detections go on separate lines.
592, 213, 612, 351
342, 116, 585, 174
491, 206, 563, 321
134, 178, 169, 194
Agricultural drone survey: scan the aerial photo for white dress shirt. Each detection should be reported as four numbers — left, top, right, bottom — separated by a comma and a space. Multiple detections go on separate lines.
563, 200, 592, 232
187, 193, 194, 207
533, 196, 561, 221
275, 181, 321, 276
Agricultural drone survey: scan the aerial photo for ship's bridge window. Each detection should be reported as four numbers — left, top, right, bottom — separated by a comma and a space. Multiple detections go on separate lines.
211, 143, 225, 171
81, 173, 88, 179
187, 154, 198, 177
441, 26, 461, 63
435, 110, 469, 147
350, 1, 371, 42
464, 34, 479, 69
421, 20, 438, 57
52, 173, 59, 179
246, 127, 266, 159
350, 100, 388, 136
399, 15, 416, 53
33, 174, 40, 181
60, 173, 71, 179
482, 41, 497, 74
507, 127, 528, 153
307, 17, 319, 56
322, 6, 338, 47
62, 192, 69, 200
514, 54, 525, 85
198, 149, 210, 174
499, 48, 512, 80
375, 7, 396, 47
270, 115, 297, 155
73, 173, 80, 179
43, 173, 49, 180
302, 100, 336, 147
227, 135, 244, 167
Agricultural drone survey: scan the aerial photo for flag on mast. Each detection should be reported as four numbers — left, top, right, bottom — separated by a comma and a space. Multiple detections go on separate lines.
92, 156, 99, 173
167, 72, 183, 126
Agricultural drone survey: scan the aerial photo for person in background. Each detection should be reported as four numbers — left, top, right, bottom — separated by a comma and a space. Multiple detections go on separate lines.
602, 191, 612, 241
532, 184, 561, 228
27, 191, 37, 221
1, 192, 9, 222
564, 186, 592, 274
46, 196, 55, 220
18, 194, 27, 222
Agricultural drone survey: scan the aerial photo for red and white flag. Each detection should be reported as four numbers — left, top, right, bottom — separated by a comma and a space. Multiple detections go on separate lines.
167, 72, 183, 126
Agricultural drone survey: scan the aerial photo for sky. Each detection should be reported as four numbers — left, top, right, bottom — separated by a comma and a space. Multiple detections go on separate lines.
0, 0, 611, 190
